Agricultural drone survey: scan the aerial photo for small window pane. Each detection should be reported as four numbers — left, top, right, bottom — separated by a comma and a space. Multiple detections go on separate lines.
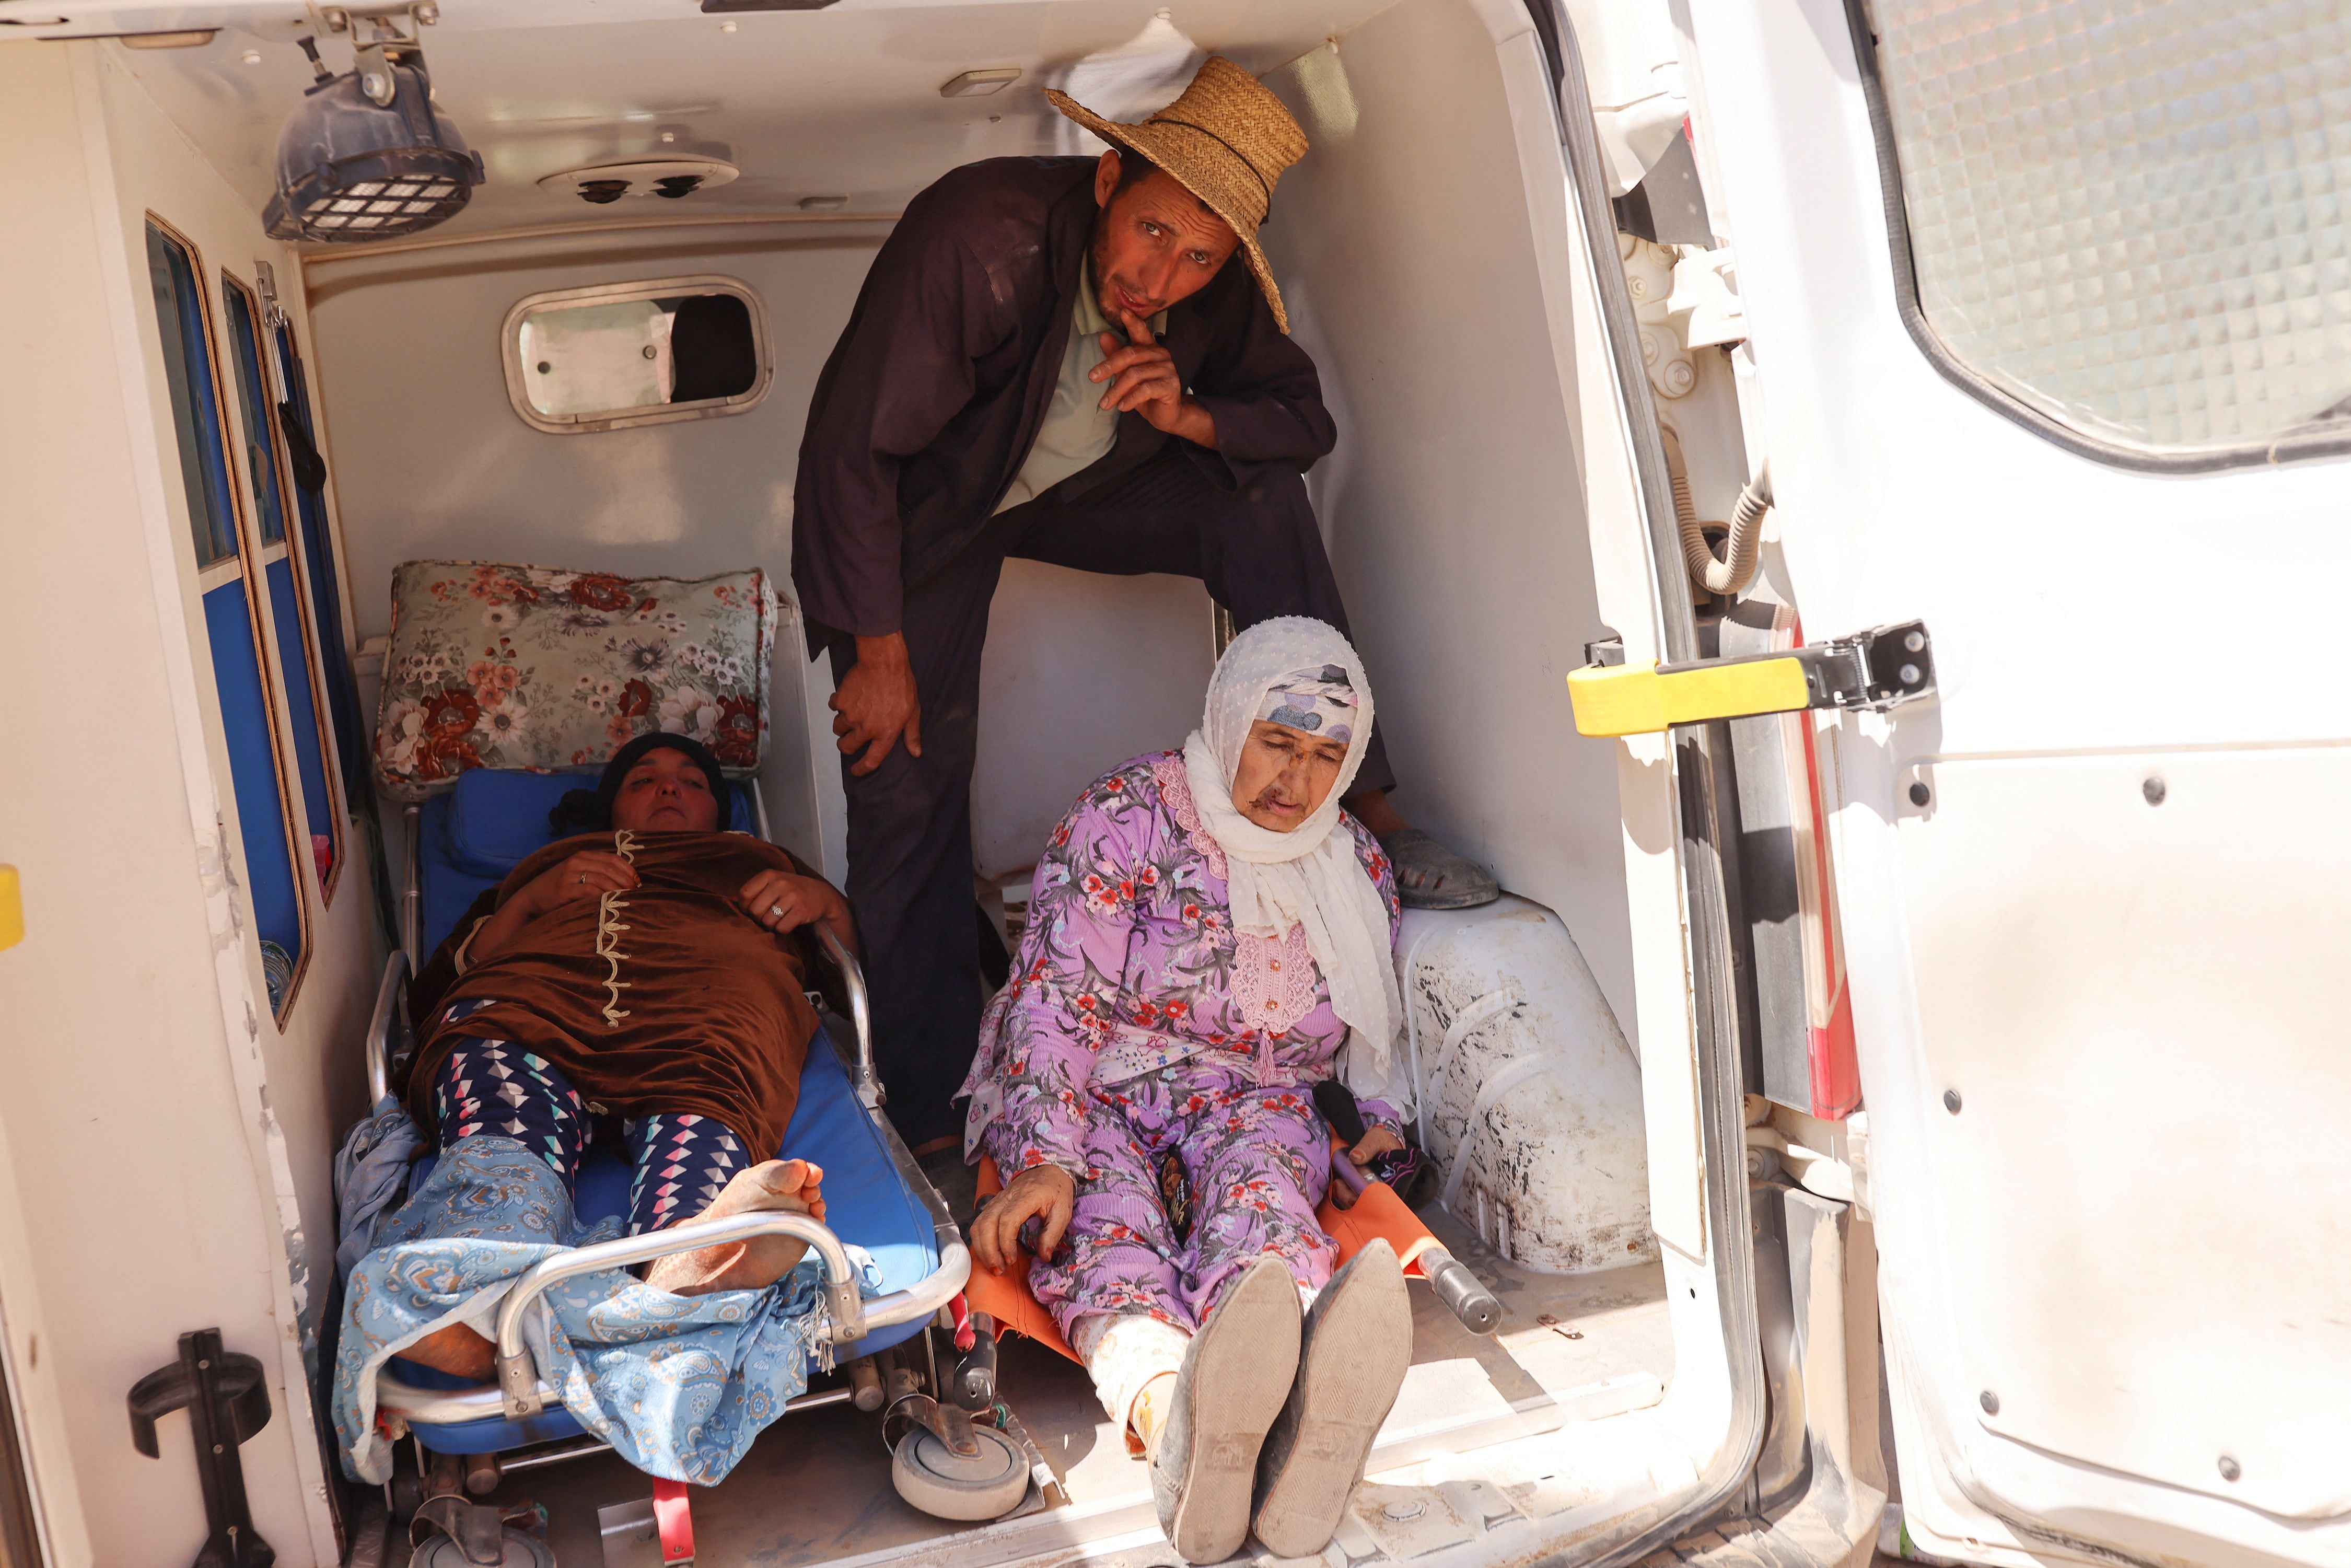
503, 278, 767, 432
222, 280, 288, 545
263, 556, 339, 892
145, 226, 238, 566
519, 299, 669, 417
1873, 0, 2351, 456
667, 293, 758, 401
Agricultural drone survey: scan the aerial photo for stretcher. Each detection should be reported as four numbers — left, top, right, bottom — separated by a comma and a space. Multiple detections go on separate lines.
947, 1151, 1502, 1413
351, 766, 972, 1565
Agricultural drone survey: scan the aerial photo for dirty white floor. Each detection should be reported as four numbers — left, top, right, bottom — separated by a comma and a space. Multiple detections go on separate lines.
496, 1205, 1671, 1568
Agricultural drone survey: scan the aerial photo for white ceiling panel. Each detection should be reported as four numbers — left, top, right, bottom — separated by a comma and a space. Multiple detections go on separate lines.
15, 0, 1406, 234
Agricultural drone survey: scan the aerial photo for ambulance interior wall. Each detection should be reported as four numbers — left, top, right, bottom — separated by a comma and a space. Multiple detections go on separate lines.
307, 229, 1219, 889
310, 0, 1636, 1033
0, 44, 376, 1568
1263, 0, 1638, 1032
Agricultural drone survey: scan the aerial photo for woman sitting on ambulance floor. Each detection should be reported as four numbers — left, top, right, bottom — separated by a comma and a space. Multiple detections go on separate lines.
394, 733, 853, 1378
962, 617, 1416, 1565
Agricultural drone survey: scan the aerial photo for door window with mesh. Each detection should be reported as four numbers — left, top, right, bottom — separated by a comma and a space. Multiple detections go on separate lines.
1865, 0, 2351, 466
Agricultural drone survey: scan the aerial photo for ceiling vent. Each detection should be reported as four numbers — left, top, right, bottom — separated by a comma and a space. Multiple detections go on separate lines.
539, 159, 740, 206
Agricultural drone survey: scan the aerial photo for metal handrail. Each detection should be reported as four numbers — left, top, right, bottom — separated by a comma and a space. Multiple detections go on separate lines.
364, 950, 411, 1108
816, 925, 881, 1109
469, 1210, 965, 1419
401, 803, 422, 966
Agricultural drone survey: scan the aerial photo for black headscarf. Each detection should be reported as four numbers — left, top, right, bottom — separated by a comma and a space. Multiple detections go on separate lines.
549, 731, 731, 837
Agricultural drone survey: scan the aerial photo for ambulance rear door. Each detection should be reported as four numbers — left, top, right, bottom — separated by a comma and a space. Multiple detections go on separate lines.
1678, 2, 2351, 1565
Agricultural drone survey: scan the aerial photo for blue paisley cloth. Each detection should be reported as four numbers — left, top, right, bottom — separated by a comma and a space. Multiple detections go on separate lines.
333, 1135, 875, 1485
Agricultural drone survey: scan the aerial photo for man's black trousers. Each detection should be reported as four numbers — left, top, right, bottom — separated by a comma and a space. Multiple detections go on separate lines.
822, 447, 1393, 1149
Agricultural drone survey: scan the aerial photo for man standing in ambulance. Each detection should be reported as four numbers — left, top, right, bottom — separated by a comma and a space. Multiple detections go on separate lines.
792, 56, 1496, 1156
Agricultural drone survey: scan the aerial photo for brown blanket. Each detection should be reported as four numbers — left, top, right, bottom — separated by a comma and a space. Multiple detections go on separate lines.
402, 830, 824, 1158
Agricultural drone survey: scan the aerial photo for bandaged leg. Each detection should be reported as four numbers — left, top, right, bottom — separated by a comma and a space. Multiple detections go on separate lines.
1073, 1311, 1192, 1454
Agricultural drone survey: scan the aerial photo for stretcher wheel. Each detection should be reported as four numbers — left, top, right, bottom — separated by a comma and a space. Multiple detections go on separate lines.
410, 1527, 555, 1567
890, 1423, 1028, 1520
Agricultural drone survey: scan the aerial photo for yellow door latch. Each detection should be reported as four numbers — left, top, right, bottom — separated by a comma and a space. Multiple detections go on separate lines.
0, 865, 21, 951
1568, 621, 1935, 738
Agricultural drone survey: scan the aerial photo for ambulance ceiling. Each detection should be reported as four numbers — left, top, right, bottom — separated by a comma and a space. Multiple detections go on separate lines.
2, 0, 1404, 240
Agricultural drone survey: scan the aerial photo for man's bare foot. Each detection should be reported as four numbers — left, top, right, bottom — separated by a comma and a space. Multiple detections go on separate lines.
403, 1322, 496, 1380
644, 1159, 828, 1297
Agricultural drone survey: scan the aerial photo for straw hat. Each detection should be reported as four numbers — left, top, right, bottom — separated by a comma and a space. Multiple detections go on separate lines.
1046, 56, 1308, 333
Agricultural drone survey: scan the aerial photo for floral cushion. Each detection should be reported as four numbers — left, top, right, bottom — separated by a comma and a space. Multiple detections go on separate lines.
374, 561, 778, 800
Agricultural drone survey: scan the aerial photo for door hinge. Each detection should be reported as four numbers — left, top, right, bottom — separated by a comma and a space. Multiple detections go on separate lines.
1569, 621, 1935, 737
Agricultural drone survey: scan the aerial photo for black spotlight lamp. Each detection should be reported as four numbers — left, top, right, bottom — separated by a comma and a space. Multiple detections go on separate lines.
263, 31, 484, 242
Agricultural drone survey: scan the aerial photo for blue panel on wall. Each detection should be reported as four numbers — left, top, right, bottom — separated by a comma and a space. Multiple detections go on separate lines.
267, 557, 335, 888
203, 582, 304, 980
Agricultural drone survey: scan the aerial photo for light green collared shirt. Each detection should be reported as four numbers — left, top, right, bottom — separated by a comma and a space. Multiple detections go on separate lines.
993, 260, 1169, 515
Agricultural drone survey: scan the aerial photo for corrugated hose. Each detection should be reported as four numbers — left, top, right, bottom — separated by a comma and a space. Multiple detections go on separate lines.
1662, 425, 1772, 597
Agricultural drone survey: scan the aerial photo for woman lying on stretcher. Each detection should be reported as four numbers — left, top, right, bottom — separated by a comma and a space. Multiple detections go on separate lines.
395, 732, 855, 1378
960, 618, 1421, 1564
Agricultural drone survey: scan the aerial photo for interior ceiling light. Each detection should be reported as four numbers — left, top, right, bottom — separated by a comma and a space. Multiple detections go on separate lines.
262, 8, 483, 243
940, 68, 1022, 98
538, 159, 741, 205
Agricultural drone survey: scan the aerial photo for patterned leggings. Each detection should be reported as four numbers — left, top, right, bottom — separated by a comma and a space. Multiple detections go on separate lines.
432, 1036, 750, 1236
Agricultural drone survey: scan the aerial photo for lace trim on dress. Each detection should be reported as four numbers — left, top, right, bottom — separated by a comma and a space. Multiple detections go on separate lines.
1232, 923, 1319, 1039
597, 828, 639, 1027
1149, 752, 1227, 880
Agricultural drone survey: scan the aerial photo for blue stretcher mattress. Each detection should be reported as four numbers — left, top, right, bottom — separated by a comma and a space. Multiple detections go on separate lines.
394, 771, 938, 1455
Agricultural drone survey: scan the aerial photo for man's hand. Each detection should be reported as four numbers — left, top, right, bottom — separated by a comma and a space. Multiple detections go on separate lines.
970, 1163, 1076, 1275
1091, 311, 1219, 450
738, 867, 855, 955
829, 632, 921, 777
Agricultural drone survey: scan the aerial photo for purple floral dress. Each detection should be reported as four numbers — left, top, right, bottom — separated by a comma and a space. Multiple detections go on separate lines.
961, 751, 1401, 1337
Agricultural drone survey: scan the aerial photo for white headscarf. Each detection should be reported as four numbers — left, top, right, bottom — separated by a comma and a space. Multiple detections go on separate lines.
1183, 618, 1404, 1108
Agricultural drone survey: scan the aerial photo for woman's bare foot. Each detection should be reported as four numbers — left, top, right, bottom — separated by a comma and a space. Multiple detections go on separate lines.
403, 1322, 496, 1380
644, 1159, 828, 1297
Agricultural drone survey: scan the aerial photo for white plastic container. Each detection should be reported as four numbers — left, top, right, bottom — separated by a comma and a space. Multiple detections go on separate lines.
1400, 896, 1656, 1273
